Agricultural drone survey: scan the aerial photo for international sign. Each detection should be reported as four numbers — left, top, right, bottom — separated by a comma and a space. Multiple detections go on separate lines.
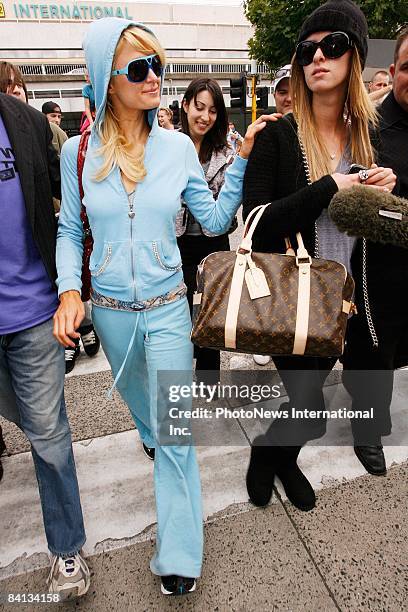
11, 3, 133, 20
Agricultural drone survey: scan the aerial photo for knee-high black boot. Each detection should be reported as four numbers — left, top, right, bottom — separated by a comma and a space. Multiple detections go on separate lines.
275, 446, 316, 511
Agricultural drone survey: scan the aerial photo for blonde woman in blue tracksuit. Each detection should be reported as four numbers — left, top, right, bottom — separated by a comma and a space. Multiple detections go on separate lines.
53, 17, 271, 596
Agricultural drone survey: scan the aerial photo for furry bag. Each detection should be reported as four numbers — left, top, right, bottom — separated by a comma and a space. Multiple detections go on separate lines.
328, 185, 408, 249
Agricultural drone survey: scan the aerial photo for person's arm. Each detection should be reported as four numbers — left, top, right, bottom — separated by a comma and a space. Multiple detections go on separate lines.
368, 85, 392, 103
53, 136, 85, 347
44, 117, 61, 200
183, 115, 273, 233
56, 137, 84, 294
84, 97, 94, 127
243, 122, 339, 237
182, 137, 247, 234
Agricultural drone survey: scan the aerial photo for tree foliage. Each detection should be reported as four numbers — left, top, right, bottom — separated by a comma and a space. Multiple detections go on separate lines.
244, 0, 408, 71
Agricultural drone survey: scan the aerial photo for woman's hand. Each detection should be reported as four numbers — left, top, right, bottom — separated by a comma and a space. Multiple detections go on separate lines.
238, 114, 282, 159
363, 164, 397, 193
53, 290, 85, 347
332, 165, 397, 193
331, 172, 361, 190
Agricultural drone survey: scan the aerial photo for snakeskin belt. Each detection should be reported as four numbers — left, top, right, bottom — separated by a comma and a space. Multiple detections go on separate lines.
91, 282, 187, 313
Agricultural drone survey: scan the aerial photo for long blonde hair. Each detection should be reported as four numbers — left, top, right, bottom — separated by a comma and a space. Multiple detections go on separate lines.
95, 26, 165, 183
291, 49, 378, 181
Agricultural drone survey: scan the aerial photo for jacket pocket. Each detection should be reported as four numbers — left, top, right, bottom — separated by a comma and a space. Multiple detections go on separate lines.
152, 240, 182, 271
90, 241, 131, 293
91, 244, 112, 277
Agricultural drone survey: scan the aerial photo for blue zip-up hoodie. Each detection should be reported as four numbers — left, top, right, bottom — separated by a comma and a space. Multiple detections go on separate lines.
56, 17, 247, 302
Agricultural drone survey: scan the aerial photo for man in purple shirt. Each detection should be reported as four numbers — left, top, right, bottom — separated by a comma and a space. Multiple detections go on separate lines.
0, 93, 90, 600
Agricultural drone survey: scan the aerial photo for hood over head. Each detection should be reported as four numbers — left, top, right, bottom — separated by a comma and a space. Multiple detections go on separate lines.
83, 17, 164, 131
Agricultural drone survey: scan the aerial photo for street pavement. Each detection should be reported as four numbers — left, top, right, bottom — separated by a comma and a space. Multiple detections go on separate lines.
0, 345, 407, 611
1, 224, 407, 610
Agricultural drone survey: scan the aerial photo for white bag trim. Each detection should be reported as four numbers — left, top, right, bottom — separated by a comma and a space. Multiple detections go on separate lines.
224, 253, 247, 349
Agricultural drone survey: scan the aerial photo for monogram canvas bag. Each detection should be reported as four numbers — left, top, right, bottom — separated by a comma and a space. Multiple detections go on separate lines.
191, 204, 355, 358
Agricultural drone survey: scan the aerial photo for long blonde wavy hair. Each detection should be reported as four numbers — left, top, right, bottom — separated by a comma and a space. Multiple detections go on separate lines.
291, 48, 378, 182
94, 26, 166, 183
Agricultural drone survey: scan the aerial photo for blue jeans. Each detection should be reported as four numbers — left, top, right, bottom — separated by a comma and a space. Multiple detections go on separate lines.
0, 318, 86, 556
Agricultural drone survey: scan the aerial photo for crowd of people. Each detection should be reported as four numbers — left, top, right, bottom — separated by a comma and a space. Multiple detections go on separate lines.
0, 0, 407, 602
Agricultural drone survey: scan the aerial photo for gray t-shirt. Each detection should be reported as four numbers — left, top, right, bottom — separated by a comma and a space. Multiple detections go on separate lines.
316, 153, 356, 275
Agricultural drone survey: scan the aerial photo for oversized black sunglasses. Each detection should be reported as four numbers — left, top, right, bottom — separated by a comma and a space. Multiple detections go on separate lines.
296, 32, 352, 67
111, 54, 163, 83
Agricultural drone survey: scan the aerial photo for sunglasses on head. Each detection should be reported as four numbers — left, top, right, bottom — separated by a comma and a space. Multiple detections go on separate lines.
111, 54, 163, 83
296, 32, 352, 67
275, 67, 291, 80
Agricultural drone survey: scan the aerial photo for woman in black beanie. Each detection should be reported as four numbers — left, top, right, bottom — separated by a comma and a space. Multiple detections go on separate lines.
243, 0, 396, 511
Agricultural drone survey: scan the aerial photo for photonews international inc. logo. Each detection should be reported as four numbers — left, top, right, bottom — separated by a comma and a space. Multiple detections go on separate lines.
0, 2, 5, 18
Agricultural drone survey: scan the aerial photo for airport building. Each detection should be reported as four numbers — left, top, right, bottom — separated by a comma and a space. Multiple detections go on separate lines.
0, 0, 268, 127
0, 0, 395, 132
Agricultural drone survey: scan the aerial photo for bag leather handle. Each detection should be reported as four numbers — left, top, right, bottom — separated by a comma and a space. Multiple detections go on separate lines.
239, 205, 268, 253
239, 204, 312, 264
242, 204, 265, 238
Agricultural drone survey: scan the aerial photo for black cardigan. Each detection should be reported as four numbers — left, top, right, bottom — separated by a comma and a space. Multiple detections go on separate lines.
0, 93, 61, 285
243, 111, 407, 358
242, 114, 338, 255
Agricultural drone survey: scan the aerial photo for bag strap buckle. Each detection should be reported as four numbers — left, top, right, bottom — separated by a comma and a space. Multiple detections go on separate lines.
296, 255, 312, 266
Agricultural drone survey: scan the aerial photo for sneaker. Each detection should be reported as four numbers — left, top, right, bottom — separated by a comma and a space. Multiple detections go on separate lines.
80, 324, 100, 357
161, 575, 196, 596
65, 338, 80, 374
142, 443, 155, 461
253, 354, 271, 366
47, 552, 90, 601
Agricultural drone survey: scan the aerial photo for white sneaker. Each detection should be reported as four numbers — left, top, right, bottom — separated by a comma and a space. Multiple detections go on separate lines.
47, 552, 90, 601
253, 354, 271, 366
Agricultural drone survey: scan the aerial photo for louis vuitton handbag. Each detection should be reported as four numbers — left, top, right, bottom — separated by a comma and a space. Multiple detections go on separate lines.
191, 204, 355, 358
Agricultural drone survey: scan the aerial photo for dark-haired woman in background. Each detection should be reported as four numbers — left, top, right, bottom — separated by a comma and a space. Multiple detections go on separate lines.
177, 77, 235, 385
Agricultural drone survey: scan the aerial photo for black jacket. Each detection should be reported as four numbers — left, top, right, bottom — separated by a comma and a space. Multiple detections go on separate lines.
242, 114, 339, 255
0, 93, 61, 285
243, 110, 407, 361
349, 92, 408, 365
377, 91, 408, 199
352, 93, 408, 300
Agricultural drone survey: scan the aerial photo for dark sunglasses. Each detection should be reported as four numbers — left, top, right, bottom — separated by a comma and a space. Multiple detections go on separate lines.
296, 32, 352, 67
111, 54, 163, 83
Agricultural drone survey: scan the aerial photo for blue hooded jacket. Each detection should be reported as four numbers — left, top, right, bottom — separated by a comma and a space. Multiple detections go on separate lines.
56, 17, 247, 302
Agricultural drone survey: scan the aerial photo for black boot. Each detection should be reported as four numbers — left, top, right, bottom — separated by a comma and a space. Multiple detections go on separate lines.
354, 445, 386, 476
275, 446, 315, 512
246, 437, 277, 507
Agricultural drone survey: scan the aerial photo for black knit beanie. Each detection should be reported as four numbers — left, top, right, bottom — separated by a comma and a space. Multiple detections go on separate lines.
298, 0, 368, 68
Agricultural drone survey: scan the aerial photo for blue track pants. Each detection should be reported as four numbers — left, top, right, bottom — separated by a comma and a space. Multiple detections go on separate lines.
92, 297, 203, 577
